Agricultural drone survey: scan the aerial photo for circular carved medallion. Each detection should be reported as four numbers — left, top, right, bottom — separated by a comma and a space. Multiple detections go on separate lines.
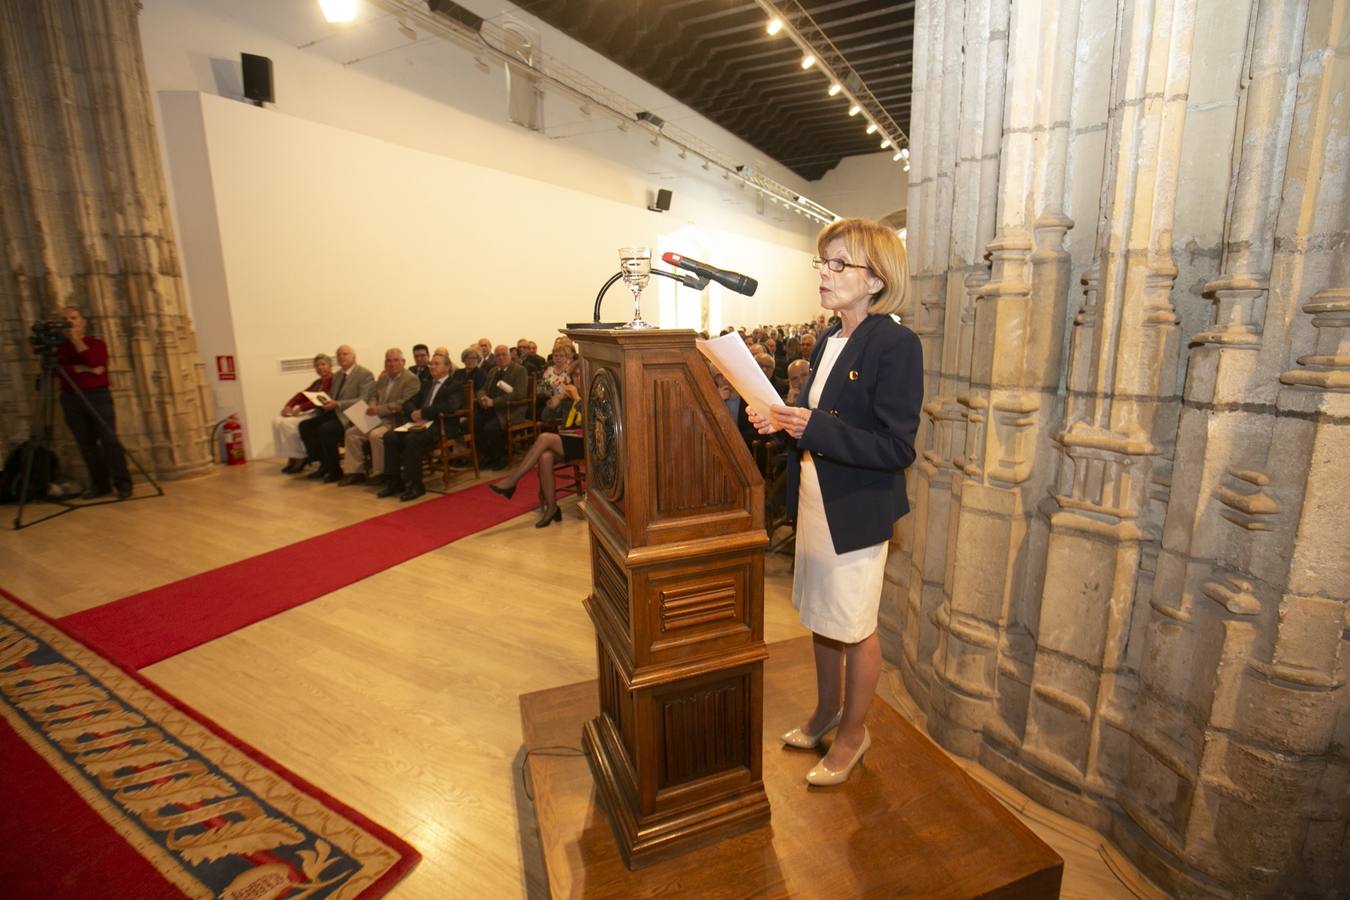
586, 367, 624, 502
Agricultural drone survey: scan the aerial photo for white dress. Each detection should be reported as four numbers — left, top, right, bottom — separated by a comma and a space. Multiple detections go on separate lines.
791, 335, 889, 643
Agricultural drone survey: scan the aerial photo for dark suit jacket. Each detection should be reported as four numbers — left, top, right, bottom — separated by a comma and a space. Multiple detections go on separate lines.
786, 314, 923, 554
402, 376, 463, 427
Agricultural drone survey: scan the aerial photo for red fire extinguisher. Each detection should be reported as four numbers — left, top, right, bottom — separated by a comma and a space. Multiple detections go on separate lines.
223, 415, 246, 465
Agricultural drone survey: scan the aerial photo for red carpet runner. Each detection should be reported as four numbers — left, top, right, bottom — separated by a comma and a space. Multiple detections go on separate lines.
59, 473, 544, 670
0, 589, 420, 899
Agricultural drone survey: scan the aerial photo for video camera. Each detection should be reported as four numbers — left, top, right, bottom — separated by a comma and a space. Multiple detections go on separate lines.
28, 320, 71, 351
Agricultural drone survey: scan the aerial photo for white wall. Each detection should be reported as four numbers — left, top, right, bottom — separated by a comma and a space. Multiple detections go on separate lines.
812, 151, 908, 222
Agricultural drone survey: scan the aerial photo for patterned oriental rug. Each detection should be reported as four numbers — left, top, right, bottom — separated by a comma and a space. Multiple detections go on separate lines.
58, 472, 544, 670
0, 590, 420, 899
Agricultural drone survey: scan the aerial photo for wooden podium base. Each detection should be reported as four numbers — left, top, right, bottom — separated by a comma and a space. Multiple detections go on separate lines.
521, 637, 1063, 897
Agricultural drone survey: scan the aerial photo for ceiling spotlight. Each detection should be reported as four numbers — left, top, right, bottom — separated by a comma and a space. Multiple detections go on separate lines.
767, 17, 783, 36
828, 83, 842, 96
880, 139, 891, 149
866, 122, 878, 134
903, 162, 910, 172
900, 147, 909, 159
893, 151, 903, 161
318, 0, 358, 24
848, 104, 861, 116
801, 54, 816, 69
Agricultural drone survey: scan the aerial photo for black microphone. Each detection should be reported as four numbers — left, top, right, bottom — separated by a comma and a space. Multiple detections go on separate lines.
662, 252, 758, 296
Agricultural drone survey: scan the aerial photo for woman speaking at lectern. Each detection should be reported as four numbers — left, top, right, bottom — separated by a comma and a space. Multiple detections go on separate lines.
748, 218, 922, 786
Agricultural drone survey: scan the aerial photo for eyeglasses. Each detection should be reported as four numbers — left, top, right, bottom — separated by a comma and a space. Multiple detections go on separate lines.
811, 256, 870, 273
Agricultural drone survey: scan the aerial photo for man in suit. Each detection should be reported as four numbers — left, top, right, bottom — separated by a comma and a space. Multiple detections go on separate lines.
298, 344, 374, 482
377, 352, 461, 501
338, 347, 420, 486
474, 343, 528, 470
408, 344, 432, 384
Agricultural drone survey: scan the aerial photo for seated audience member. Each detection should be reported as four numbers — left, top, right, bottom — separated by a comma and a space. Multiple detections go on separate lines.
523, 340, 547, 375
538, 348, 577, 429
298, 344, 374, 482
377, 352, 461, 501
767, 336, 787, 379
755, 352, 788, 398
800, 331, 817, 360
339, 347, 420, 486
509, 346, 523, 366
274, 353, 333, 473
453, 346, 488, 393
475, 343, 528, 470
476, 337, 494, 363
553, 335, 581, 382
784, 358, 810, 405
713, 369, 758, 451
540, 346, 572, 397
785, 336, 803, 363
489, 382, 582, 528
409, 344, 432, 384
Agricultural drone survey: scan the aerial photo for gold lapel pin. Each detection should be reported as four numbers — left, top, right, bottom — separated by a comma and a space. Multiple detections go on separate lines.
848, 370, 859, 381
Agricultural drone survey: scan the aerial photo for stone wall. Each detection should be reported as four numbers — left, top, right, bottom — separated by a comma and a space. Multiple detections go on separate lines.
0, 0, 214, 479
889, 0, 1349, 895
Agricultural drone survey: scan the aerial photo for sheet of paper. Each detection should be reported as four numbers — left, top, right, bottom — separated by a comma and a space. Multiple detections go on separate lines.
301, 391, 331, 406
393, 420, 431, 433
695, 332, 782, 420
345, 405, 383, 434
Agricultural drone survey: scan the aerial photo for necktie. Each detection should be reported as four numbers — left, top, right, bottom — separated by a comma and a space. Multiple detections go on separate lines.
425, 379, 442, 411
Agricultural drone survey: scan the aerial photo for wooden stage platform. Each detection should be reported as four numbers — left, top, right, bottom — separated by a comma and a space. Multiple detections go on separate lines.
520, 636, 1063, 897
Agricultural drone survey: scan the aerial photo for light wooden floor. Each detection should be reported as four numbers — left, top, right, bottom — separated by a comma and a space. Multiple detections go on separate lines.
0, 464, 1164, 899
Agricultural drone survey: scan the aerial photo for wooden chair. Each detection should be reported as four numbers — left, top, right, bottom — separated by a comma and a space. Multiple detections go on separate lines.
504, 374, 539, 462
437, 383, 479, 482
554, 456, 586, 503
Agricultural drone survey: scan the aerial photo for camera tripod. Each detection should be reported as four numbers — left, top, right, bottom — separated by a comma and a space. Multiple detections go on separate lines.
12, 346, 162, 530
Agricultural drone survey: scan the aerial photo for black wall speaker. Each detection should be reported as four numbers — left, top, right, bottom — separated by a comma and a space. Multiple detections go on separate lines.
649, 188, 673, 212
241, 53, 274, 105
428, 0, 485, 30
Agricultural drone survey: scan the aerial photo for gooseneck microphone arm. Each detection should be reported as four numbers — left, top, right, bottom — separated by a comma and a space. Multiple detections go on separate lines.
584, 268, 710, 326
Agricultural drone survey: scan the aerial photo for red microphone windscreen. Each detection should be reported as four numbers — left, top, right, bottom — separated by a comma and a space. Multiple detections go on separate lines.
662, 251, 682, 265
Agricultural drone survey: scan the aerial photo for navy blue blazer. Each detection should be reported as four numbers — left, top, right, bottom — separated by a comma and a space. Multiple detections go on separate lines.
786, 314, 924, 554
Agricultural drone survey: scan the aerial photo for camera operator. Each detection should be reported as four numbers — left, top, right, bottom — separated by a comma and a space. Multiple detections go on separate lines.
55, 306, 131, 500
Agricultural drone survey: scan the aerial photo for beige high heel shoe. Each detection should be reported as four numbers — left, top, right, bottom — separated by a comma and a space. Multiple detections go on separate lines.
780, 708, 843, 749
805, 727, 870, 786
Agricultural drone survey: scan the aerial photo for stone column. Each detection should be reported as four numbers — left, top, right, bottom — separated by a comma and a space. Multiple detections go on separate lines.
896, 0, 1347, 893
1023, 0, 1196, 807
0, 0, 214, 479
890, 0, 1009, 728
1121, 0, 1317, 892
926, 0, 1080, 758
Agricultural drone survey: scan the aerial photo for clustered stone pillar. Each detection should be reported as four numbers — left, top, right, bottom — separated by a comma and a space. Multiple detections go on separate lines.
0, 0, 214, 480
890, 0, 1349, 895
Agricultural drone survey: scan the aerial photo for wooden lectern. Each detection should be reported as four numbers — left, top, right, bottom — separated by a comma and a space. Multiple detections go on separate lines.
564, 327, 770, 868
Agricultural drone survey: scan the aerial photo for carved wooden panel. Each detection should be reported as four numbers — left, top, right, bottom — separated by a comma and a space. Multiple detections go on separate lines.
592, 542, 630, 631
650, 373, 739, 516
658, 580, 737, 634
596, 641, 635, 764
657, 675, 749, 789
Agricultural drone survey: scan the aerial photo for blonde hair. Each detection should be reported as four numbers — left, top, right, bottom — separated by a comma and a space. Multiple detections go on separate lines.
312, 353, 332, 366
816, 218, 909, 316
